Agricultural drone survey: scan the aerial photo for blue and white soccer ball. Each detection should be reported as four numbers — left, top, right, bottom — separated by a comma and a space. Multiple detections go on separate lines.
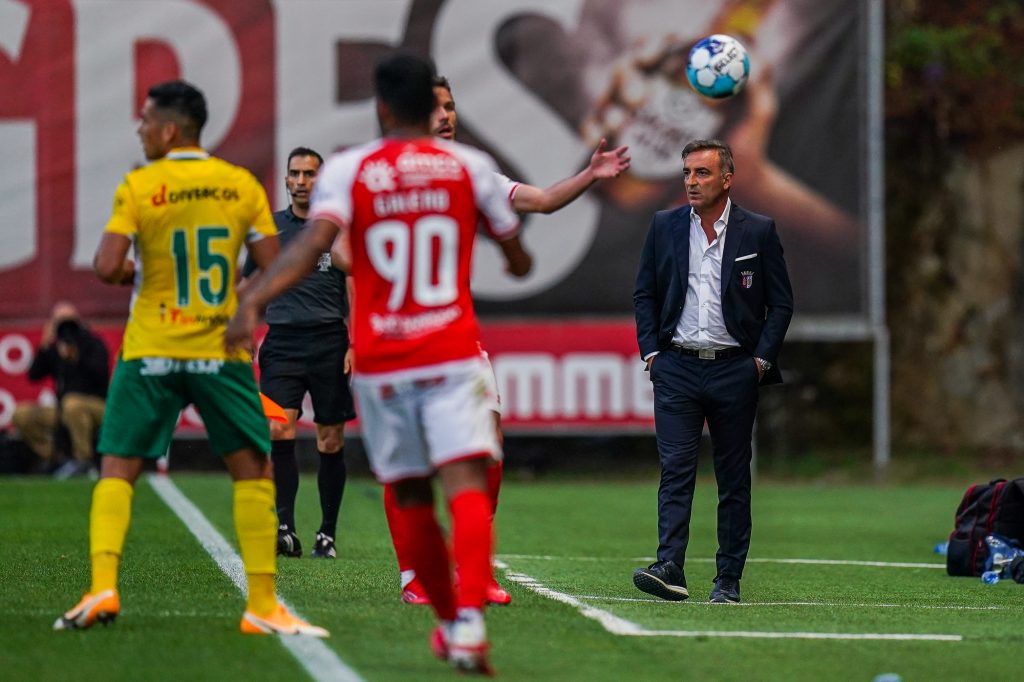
685, 34, 750, 99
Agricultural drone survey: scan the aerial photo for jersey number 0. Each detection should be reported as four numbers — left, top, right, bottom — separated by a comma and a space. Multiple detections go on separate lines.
365, 216, 458, 311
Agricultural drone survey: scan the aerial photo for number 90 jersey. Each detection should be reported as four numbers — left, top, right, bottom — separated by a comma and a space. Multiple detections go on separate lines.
310, 138, 520, 374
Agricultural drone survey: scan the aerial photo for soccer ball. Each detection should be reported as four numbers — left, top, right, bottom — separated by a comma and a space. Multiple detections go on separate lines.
685, 34, 750, 99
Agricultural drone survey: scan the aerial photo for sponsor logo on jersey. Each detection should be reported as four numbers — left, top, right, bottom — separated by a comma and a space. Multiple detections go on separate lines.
140, 357, 224, 376
359, 160, 398, 192
369, 305, 462, 339
151, 184, 241, 206
160, 305, 231, 328
395, 151, 463, 184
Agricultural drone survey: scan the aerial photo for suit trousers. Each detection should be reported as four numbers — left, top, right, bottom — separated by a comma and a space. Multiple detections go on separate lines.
650, 350, 759, 580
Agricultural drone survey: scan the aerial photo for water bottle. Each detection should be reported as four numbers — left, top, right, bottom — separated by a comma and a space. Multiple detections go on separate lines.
986, 535, 1013, 568
980, 535, 1024, 584
932, 541, 948, 556
981, 570, 1001, 585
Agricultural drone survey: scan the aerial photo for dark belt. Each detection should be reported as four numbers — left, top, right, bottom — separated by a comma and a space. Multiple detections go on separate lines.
668, 344, 745, 360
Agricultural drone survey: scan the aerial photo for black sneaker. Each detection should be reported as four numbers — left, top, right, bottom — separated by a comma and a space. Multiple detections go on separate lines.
276, 525, 302, 557
709, 577, 741, 603
632, 561, 688, 601
310, 532, 336, 559
1011, 556, 1024, 584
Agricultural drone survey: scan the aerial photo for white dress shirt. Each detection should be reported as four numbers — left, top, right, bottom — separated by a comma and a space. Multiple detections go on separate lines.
672, 199, 741, 349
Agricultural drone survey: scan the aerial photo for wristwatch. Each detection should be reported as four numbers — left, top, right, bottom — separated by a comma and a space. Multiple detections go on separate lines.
755, 357, 772, 373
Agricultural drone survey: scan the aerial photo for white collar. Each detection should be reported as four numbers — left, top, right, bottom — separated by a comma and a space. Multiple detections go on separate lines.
165, 147, 209, 160
690, 198, 732, 236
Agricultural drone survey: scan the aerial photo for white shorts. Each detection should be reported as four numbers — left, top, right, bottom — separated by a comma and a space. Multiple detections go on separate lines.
479, 350, 501, 415
353, 357, 501, 483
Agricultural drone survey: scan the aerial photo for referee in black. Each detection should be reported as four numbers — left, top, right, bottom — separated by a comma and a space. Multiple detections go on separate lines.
242, 146, 355, 559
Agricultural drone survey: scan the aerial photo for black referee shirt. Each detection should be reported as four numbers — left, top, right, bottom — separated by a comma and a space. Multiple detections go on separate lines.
244, 206, 348, 327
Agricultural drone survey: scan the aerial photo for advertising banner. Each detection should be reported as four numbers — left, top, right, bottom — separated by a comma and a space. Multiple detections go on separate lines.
0, 321, 653, 433
1, 0, 866, 320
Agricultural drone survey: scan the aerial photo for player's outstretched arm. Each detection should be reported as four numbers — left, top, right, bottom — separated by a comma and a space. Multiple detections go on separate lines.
226, 219, 338, 353
511, 138, 630, 215
93, 233, 135, 285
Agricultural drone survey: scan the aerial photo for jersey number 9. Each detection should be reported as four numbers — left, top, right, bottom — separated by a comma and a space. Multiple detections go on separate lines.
366, 216, 458, 311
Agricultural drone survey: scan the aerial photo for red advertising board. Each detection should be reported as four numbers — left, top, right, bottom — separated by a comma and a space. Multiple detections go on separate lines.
0, 320, 653, 434
479, 320, 653, 433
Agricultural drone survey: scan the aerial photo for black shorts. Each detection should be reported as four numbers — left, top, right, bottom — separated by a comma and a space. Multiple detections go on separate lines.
258, 324, 356, 425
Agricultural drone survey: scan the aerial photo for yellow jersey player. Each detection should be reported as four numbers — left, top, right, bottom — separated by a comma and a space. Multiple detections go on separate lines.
54, 80, 327, 638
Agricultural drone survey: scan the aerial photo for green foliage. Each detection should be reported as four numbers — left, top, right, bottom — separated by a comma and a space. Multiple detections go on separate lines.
3, 474, 1023, 681
883, 4, 1024, 455
887, 0, 1024, 152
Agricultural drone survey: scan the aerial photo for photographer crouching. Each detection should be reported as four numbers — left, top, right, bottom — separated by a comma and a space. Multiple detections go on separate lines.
11, 303, 110, 478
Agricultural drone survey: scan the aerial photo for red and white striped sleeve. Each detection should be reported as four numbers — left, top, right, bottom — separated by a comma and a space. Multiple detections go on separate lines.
447, 141, 520, 241
492, 172, 521, 205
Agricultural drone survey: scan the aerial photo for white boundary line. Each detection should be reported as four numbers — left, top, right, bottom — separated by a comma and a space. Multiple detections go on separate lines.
576, 595, 1009, 610
147, 474, 364, 682
494, 560, 963, 642
499, 553, 946, 569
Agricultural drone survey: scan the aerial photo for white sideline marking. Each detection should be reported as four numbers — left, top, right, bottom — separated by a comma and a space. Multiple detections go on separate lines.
494, 560, 963, 642
148, 475, 364, 682
745, 558, 944, 569
638, 629, 962, 641
500, 554, 946, 569
577, 595, 1009, 610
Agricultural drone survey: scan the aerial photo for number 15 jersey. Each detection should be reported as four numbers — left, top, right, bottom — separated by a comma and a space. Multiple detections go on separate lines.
310, 137, 520, 374
104, 148, 277, 361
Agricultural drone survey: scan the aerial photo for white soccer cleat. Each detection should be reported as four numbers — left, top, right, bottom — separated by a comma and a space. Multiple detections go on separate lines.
448, 608, 493, 676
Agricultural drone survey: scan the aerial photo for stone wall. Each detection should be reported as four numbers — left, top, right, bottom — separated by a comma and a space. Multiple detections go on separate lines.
890, 145, 1024, 452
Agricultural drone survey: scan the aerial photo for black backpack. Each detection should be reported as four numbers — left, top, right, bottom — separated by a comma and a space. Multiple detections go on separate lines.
946, 478, 1024, 576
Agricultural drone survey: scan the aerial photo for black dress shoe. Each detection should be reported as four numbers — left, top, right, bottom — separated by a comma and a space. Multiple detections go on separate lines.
709, 577, 740, 603
632, 561, 688, 601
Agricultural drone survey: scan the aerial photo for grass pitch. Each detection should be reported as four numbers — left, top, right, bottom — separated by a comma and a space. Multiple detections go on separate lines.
2, 472, 1021, 681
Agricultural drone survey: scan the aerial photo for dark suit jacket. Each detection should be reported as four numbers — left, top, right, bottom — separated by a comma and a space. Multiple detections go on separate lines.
634, 203, 793, 385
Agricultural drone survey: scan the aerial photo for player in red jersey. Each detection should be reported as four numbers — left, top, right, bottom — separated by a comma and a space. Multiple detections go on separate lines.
227, 54, 530, 676
384, 75, 631, 607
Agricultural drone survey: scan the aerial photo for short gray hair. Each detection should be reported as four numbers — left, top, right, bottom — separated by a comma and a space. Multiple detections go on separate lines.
681, 139, 734, 176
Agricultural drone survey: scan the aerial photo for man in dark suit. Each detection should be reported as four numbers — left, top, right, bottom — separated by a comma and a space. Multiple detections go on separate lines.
632, 139, 793, 604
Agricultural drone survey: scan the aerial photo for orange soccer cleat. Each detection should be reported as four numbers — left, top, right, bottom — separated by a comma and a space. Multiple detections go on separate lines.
240, 602, 329, 638
53, 590, 120, 630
